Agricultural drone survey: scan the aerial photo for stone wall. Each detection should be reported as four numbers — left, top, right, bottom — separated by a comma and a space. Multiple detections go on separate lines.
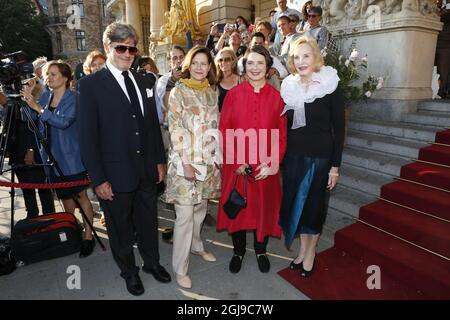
196, 0, 253, 34
313, 0, 442, 101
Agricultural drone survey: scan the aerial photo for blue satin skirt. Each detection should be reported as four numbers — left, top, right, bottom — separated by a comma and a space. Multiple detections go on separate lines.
279, 153, 331, 248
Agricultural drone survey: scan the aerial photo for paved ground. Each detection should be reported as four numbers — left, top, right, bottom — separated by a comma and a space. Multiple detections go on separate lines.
0, 170, 335, 300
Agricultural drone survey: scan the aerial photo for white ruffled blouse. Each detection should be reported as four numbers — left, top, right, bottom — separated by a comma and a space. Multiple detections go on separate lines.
280, 66, 340, 129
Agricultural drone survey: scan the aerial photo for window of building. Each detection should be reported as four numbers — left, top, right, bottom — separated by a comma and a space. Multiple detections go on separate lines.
56, 31, 63, 52
71, 0, 85, 17
101, 0, 107, 18
75, 30, 86, 51
52, 0, 59, 16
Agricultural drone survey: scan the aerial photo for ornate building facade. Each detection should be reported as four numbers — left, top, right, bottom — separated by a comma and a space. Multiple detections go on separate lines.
46, 0, 114, 67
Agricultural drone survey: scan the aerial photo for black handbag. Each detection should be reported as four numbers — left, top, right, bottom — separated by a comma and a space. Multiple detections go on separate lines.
223, 175, 247, 220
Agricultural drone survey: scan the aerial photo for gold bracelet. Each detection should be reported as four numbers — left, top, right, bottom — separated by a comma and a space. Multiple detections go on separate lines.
328, 172, 339, 177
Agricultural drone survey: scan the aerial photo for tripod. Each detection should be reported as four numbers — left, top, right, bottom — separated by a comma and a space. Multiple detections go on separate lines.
0, 95, 105, 250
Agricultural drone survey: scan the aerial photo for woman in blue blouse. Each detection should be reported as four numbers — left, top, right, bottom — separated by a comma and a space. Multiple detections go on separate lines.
21, 60, 95, 258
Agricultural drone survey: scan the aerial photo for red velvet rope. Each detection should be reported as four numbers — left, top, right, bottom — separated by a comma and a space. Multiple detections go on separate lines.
0, 179, 91, 189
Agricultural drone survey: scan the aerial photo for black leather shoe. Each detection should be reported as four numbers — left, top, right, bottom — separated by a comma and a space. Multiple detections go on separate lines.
79, 239, 95, 258
256, 254, 270, 273
125, 274, 145, 296
300, 259, 315, 278
142, 264, 171, 283
289, 260, 303, 270
229, 254, 243, 274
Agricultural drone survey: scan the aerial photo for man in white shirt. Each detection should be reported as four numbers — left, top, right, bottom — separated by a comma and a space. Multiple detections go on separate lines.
238, 32, 288, 83
77, 22, 171, 296
156, 45, 185, 131
271, 15, 301, 68
271, 0, 303, 49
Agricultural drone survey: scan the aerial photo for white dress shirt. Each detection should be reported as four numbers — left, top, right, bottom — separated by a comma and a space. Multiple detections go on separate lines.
106, 60, 144, 115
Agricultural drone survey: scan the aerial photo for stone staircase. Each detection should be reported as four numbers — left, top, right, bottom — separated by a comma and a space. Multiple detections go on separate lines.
323, 99, 450, 241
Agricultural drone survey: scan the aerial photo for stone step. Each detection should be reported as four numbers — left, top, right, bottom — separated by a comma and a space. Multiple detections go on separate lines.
323, 207, 355, 240
342, 146, 411, 177
328, 184, 376, 219
339, 163, 394, 197
348, 118, 437, 143
417, 100, 450, 113
402, 111, 450, 129
346, 131, 426, 159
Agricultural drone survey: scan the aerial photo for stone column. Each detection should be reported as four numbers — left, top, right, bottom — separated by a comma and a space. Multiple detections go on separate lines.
150, 0, 167, 40
125, 0, 144, 52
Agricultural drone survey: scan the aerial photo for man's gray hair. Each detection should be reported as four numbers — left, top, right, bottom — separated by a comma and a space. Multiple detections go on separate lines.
102, 22, 139, 45
32, 56, 48, 69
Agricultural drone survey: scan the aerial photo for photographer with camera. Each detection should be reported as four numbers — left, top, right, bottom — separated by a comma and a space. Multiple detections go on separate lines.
20, 61, 96, 258
1, 77, 55, 219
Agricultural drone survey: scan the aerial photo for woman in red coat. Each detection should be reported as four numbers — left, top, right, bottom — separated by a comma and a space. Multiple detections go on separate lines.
217, 45, 287, 274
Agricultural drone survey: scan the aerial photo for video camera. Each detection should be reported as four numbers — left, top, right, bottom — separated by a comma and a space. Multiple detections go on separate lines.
0, 51, 34, 97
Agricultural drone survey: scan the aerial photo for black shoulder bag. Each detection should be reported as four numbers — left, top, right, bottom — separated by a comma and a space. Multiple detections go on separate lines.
223, 174, 247, 220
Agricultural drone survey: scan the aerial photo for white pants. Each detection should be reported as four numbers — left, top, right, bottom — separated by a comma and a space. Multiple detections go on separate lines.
172, 200, 208, 276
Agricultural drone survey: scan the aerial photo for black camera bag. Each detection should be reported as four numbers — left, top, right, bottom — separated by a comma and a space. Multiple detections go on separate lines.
10, 212, 82, 265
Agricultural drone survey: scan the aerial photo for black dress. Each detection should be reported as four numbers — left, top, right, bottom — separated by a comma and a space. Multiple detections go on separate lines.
218, 84, 228, 112
279, 87, 345, 247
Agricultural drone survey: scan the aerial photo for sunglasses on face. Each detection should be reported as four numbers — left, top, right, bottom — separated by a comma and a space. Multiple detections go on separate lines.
113, 45, 138, 55
218, 57, 233, 63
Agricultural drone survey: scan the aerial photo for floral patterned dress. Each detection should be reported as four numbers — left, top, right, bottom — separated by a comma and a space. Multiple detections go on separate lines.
164, 82, 221, 205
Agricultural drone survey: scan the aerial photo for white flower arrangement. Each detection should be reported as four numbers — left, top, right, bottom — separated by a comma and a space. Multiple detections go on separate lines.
324, 46, 384, 105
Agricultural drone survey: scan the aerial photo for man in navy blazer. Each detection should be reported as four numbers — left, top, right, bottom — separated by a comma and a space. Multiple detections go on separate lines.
76, 22, 171, 296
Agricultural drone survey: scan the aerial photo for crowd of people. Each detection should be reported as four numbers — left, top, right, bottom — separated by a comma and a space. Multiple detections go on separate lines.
0, 1, 344, 296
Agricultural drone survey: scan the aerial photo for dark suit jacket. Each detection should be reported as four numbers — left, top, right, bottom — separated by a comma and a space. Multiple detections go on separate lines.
76, 67, 166, 192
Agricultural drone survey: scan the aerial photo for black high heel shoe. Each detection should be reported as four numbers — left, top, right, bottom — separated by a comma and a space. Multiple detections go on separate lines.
289, 260, 303, 270
300, 259, 315, 278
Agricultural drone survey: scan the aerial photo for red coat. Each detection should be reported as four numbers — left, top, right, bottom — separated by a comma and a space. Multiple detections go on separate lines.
217, 81, 287, 242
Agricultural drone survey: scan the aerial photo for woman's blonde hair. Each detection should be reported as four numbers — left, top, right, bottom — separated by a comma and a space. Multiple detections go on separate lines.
214, 47, 238, 84
83, 50, 106, 75
287, 36, 324, 75
181, 46, 217, 85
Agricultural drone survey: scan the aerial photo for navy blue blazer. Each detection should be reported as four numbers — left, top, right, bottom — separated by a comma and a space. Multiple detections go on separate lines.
37, 89, 86, 176
76, 67, 166, 192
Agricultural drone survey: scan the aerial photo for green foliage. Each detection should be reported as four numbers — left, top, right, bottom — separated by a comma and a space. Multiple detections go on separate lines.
0, 0, 52, 61
324, 48, 380, 107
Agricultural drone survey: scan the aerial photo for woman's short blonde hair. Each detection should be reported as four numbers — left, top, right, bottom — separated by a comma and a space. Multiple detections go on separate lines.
214, 48, 238, 84
287, 36, 324, 75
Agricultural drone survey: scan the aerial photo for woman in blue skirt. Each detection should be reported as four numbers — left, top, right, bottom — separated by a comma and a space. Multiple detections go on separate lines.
279, 36, 345, 277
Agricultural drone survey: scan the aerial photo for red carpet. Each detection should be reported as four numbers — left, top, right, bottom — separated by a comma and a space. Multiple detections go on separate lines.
278, 129, 450, 299
401, 161, 450, 191
419, 144, 450, 166
436, 130, 450, 144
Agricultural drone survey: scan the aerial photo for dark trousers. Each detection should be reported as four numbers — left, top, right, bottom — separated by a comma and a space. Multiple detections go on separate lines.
232, 230, 269, 256
100, 157, 160, 279
15, 167, 55, 219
